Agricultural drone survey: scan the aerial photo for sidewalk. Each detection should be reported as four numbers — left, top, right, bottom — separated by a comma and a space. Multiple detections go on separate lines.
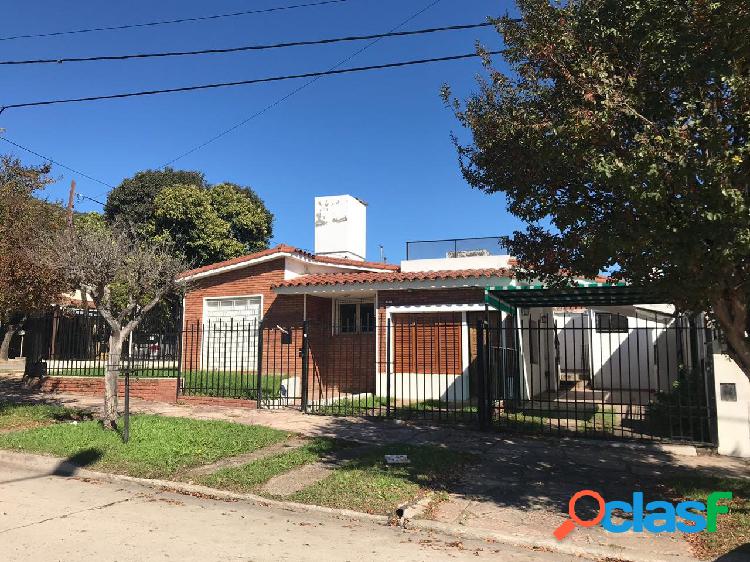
2, 374, 748, 562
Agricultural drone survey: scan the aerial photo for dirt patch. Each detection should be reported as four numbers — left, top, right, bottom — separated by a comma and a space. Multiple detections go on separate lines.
182, 436, 307, 479
261, 444, 374, 497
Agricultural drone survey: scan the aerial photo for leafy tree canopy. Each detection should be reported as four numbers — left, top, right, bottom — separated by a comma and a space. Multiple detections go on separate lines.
103, 168, 206, 235
0, 155, 67, 358
104, 169, 273, 267
153, 182, 273, 266
446, 0, 750, 377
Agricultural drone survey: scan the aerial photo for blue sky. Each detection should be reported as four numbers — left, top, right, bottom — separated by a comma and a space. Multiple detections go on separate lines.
1, 0, 524, 263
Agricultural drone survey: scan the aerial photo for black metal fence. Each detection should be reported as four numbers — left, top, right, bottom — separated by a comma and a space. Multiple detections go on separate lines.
477, 311, 715, 444
17, 309, 717, 444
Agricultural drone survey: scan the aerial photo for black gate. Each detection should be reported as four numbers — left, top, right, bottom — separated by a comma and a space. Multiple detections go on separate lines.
478, 311, 717, 444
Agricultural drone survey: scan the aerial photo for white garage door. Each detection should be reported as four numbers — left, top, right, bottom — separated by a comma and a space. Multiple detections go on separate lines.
202, 297, 262, 371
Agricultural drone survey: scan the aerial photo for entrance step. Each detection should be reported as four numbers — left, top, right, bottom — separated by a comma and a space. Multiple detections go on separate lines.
183, 436, 308, 478
559, 370, 591, 383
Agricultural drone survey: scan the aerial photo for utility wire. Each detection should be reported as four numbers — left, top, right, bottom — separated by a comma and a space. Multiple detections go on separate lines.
0, 51, 501, 114
0, 0, 354, 42
0, 22, 494, 66
162, 0, 446, 166
0, 136, 112, 203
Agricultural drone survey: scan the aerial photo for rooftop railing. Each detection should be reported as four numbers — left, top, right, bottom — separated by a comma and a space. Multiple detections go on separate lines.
405, 236, 507, 261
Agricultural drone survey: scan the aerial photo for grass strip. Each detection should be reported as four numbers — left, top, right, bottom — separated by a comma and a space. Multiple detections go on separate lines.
666, 475, 750, 560
0, 402, 90, 433
198, 437, 349, 492
0, 413, 289, 479
290, 444, 473, 515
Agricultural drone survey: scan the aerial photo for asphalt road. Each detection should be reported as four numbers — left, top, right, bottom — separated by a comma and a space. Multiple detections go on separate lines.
0, 458, 582, 562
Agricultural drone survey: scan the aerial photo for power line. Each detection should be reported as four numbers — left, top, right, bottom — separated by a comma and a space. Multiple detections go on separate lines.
162, 0, 446, 166
0, 135, 113, 197
0, 22, 494, 66
0, 0, 354, 42
0, 50, 501, 114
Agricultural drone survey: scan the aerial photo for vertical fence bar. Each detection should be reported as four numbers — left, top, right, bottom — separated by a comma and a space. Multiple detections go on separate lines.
301, 320, 309, 412
476, 320, 488, 430
386, 318, 392, 417
256, 321, 264, 409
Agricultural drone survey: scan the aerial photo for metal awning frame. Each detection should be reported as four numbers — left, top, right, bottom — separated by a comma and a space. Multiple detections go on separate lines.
484, 281, 666, 314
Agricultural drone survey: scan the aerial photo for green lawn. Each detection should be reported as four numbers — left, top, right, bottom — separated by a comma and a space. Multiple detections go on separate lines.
0, 402, 90, 433
181, 372, 283, 400
667, 475, 750, 560
0, 414, 289, 479
45, 368, 285, 400
198, 437, 349, 492
290, 444, 473, 515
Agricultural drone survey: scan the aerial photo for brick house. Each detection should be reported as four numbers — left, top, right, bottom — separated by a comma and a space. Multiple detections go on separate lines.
178, 195, 532, 405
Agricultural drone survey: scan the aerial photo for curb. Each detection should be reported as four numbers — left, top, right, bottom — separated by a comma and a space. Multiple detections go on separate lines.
0, 450, 699, 562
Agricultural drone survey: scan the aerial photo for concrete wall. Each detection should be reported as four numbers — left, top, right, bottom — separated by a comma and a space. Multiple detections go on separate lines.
400, 255, 513, 273
713, 353, 750, 458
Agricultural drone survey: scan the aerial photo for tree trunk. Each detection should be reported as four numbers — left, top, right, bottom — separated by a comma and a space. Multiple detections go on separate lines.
0, 323, 20, 361
103, 331, 122, 428
712, 292, 750, 383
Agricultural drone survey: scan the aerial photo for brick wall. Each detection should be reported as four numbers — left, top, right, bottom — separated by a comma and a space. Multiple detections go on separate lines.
178, 396, 258, 408
182, 258, 307, 371
39, 376, 178, 402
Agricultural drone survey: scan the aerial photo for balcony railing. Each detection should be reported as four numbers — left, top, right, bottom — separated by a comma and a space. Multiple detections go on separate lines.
405, 237, 507, 261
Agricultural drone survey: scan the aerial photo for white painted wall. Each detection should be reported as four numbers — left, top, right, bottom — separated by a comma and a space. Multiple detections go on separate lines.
713, 353, 750, 458
584, 312, 691, 392
375, 373, 469, 402
400, 255, 514, 272
314, 195, 366, 261
283, 257, 362, 280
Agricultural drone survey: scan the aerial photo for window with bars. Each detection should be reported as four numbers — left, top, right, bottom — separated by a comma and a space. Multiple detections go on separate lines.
335, 300, 375, 333
595, 312, 629, 333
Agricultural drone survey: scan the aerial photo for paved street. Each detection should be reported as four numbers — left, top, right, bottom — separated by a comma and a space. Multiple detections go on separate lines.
0, 457, 582, 562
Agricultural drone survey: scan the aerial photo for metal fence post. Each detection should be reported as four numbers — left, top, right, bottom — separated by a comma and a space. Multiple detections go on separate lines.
301, 321, 309, 412
175, 308, 183, 401
123, 367, 130, 443
386, 318, 392, 417
256, 320, 264, 409
476, 320, 488, 430
703, 322, 719, 446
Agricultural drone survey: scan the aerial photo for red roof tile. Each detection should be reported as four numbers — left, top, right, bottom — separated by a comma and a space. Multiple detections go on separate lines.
178, 244, 398, 279
274, 268, 513, 288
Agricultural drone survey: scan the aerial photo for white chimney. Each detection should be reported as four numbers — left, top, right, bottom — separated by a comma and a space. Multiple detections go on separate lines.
314, 195, 366, 261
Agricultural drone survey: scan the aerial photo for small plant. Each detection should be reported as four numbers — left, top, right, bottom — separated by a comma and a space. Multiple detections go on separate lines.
646, 368, 709, 441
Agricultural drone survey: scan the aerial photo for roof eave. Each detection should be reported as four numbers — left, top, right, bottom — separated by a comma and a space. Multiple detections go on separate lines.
274, 275, 514, 295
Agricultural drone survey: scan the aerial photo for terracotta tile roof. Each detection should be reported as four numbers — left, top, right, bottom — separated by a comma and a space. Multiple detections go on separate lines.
178, 244, 398, 279
274, 268, 513, 288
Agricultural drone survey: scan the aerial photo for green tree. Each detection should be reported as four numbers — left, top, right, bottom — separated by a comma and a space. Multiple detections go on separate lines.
104, 168, 207, 236
105, 169, 273, 267
0, 156, 66, 359
153, 182, 272, 266
446, 0, 750, 379
73, 211, 108, 234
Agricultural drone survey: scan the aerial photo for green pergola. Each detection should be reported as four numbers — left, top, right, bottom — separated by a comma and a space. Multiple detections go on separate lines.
485, 281, 667, 314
